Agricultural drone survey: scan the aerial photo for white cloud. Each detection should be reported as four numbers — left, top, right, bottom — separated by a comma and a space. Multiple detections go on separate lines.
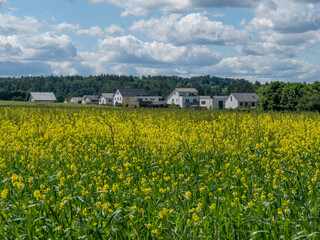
0, 0, 6, 8
97, 35, 220, 65
209, 55, 318, 82
17, 33, 77, 61
130, 13, 250, 45
0, 13, 39, 34
87, 0, 260, 16
105, 24, 124, 36
250, 0, 320, 34
53, 22, 104, 38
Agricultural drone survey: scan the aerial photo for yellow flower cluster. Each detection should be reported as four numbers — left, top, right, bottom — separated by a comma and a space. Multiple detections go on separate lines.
0, 107, 319, 239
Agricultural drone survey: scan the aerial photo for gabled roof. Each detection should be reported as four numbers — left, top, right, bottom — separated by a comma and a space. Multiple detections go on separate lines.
175, 88, 198, 93
231, 93, 259, 102
29, 92, 57, 101
83, 95, 99, 101
117, 88, 148, 97
200, 96, 212, 100
70, 97, 82, 101
99, 93, 114, 99
213, 96, 228, 100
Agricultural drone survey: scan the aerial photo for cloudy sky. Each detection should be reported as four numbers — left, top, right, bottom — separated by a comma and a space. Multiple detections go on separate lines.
0, 0, 320, 82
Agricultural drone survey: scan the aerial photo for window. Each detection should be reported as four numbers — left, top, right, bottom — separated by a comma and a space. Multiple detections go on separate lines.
219, 101, 223, 109
186, 99, 190, 103
201, 101, 206, 105
230, 96, 232, 101
193, 99, 197, 102
240, 102, 244, 107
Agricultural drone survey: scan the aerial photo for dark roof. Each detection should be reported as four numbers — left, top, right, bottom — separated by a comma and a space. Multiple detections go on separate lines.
83, 95, 99, 101
99, 93, 114, 99
175, 88, 198, 93
213, 96, 228, 100
231, 93, 259, 102
29, 92, 57, 101
118, 88, 148, 97
200, 96, 212, 100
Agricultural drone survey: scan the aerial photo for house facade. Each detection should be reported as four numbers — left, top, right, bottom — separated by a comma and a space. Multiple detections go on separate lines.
113, 88, 148, 106
166, 88, 199, 108
213, 96, 228, 109
82, 95, 99, 104
200, 96, 213, 109
69, 97, 82, 104
225, 93, 259, 109
99, 93, 114, 105
123, 96, 164, 107
28, 92, 57, 102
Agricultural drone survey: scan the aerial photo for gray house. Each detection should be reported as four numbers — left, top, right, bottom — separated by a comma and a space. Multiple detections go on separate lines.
28, 92, 57, 102
99, 93, 114, 105
225, 93, 259, 109
113, 88, 148, 106
82, 95, 99, 104
69, 97, 83, 104
213, 96, 228, 109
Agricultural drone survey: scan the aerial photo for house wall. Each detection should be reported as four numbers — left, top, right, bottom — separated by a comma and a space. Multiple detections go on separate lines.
99, 97, 113, 105
167, 90, 199, 108
200, 99, 212, 109
113, 90, 123, 106
213, 99, 226, 109
225, 95, 239, 109
135, 96, 163, 104
178, 96, 199, 108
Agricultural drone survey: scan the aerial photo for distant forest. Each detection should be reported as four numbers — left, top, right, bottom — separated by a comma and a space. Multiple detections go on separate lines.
0, 75, 261, 102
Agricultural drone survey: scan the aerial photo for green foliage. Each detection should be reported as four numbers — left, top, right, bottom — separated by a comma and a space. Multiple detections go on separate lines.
258, 81, 320, 111
0, 75, 260, 102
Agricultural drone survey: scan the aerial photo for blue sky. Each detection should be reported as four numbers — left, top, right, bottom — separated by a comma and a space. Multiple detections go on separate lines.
0, 0, 320, 83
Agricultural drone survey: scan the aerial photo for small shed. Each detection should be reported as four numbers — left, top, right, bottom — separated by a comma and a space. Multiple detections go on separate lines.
28, 92, 57, 102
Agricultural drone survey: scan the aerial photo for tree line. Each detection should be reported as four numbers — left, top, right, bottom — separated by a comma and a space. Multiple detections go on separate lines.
258, 81, 320, 111
0, 75, 260, 102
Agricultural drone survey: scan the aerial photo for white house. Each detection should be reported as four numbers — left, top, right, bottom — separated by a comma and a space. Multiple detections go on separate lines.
99, 93, 114, 105
166, 88, 199, 108
225, 93, 259, 109
200, 96, 213, 109
82, 95, 99, 104
113, 88, 148, 106
213, 96, 228, 109
69, 97, 82, 104
28, 92, 57, 102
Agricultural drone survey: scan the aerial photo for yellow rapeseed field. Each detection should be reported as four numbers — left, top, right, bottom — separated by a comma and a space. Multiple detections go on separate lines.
0, 107, 320, 239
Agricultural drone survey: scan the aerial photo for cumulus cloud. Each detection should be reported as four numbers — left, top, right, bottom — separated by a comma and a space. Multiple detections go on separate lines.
250, 0, 320, 34
105, 24, 124, 36
209, 55, 317, 82
53, 22, 104, 38
97, 35, 221, 65
0, 33, 77, 63
130, 13, 250, 45
87, 0, 260, 16
0, 13, 39, 34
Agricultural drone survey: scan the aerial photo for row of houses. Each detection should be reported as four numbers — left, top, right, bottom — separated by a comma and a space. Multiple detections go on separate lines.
28, 88, 259, 109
